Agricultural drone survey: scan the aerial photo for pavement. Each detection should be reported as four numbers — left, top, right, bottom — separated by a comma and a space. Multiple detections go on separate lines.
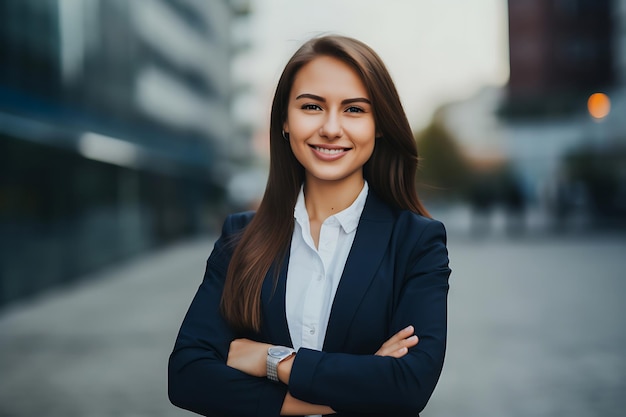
0, 238, 210, 417
1, 230, 625, 417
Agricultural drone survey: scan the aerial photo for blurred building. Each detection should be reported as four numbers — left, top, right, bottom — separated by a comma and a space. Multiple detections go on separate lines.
0, 0, 251, 308
439, 0, 626, 231
505, 0, 614, 117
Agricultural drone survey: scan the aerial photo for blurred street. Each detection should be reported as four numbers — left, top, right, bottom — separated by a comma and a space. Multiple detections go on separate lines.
1, 228, 625, 417
0, 238, 211, 417
426, 231, 626, 417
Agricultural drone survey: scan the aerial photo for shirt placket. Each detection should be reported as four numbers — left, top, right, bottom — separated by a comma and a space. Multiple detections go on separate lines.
300, 250, 324, 349
317, 220, 339, 345
300, 219, 339, 349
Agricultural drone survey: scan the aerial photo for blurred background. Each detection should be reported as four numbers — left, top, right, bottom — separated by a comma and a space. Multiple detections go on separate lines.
0, 0, 625, 416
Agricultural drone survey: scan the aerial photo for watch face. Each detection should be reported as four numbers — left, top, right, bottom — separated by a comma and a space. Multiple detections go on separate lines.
269, 346, 293, 358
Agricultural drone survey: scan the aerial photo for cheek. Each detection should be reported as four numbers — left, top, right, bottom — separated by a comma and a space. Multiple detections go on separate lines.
362, 129, 377, 159
289, 136, 308, 166
346, 115, 375, 133
351, 121, 377, 148
286, 113, 318, 138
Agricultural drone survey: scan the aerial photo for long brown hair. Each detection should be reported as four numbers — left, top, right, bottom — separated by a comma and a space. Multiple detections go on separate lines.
221, 35, 430, 331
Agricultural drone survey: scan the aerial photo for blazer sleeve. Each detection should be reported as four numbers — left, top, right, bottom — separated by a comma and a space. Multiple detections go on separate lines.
168, 214, 288, 417
288, 219, 451, 415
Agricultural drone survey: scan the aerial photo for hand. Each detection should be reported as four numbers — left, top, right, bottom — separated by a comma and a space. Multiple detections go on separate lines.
375, 325, 418, 358
227, 338, 271, 378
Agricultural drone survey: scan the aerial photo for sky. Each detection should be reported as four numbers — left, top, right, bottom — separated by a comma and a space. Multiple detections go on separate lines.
232, 0, 510, 134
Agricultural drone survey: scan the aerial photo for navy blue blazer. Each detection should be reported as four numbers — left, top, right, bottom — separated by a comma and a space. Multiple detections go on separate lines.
168, 191, 451, 417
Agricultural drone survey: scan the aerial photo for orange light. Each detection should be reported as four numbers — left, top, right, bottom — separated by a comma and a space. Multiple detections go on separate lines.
587, 92, 611, 120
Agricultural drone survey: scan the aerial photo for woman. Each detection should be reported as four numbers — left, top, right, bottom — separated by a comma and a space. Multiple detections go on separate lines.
168, 35, 451, 416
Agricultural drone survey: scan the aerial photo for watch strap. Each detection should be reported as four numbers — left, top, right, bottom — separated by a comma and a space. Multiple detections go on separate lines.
266, 346, 295, 382
267, 355, 280, 382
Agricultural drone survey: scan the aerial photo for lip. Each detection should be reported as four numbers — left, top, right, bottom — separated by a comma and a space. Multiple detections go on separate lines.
309, 144, 351, 161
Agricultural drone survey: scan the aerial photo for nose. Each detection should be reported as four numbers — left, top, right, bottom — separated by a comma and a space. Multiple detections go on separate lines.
319, 113, 343, 140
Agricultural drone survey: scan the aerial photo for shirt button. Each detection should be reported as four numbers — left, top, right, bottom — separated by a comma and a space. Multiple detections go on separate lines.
309, 326, 316, 335
316, 274, 323, 281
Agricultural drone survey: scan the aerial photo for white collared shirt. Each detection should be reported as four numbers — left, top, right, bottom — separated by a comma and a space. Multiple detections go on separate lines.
285, 181, 369, 352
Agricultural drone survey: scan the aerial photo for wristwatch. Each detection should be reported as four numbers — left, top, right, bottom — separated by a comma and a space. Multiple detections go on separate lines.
266, 345, 295, 382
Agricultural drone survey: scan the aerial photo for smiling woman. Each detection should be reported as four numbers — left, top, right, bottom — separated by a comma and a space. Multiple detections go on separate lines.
168, 35, 451, 417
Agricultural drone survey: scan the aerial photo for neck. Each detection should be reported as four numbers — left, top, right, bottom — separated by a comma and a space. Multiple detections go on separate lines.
303, 174, 365, 223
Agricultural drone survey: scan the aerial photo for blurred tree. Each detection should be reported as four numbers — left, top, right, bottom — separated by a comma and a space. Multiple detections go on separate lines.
415, 116, 471, 202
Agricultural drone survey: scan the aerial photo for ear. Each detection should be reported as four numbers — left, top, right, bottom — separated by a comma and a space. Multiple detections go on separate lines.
283, 121, 289, 133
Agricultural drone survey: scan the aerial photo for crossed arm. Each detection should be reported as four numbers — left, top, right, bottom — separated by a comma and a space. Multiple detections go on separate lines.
227, 325, 420, 415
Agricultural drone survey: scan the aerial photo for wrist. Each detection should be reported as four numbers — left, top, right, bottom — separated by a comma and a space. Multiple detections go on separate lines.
266, 346, 295, 382
277, 354, 294, 384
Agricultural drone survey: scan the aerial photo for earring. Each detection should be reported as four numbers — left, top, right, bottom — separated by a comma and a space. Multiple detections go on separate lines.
282, 130, 290, 141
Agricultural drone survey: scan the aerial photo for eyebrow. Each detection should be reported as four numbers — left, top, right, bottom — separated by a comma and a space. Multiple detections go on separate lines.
295, 93, 371, 105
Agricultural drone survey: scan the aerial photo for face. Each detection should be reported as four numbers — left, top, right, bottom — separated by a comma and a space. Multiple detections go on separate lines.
283, 56, 376, 187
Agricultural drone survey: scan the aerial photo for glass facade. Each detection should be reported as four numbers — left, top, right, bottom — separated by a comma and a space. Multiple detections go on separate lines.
0, 0, 247, 307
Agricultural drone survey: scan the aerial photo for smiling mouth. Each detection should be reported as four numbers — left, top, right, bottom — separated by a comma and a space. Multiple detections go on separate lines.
311, 145, 350, 155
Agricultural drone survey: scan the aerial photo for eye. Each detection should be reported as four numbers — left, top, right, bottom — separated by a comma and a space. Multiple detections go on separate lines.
301, 104, 322, 111
345, 106, 364, 113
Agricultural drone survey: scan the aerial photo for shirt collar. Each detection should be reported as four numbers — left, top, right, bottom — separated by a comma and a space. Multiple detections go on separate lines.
293, 181, 369, 234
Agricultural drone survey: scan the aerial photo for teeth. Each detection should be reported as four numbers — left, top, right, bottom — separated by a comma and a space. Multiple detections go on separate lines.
314, 146, 345, 155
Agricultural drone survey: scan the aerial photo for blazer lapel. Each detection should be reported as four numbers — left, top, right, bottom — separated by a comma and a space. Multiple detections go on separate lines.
323, 192, 394, 352
261, 251, 293, 347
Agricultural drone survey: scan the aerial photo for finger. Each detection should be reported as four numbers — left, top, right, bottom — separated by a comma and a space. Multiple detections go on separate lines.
375, 326, 416, 356
404, 335, 419, 348
394, 325, 414, 339
385, 337, 418, 358
387, 347, 408, 358
381, 325, 414, 348
376, 335, 419, 357
394, 335, 418, 353
383, 347, 404, 357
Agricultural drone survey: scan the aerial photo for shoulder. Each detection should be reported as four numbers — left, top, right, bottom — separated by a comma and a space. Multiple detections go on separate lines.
392, 209, 447, 246
221, 211, 256, 235
385, 209, 450, 280
207, 211, 255, 270
395, 209, 446, 233
363, 191, 446, 242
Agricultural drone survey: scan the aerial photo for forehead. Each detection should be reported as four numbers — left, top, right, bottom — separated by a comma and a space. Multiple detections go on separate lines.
291, 56, 369, 98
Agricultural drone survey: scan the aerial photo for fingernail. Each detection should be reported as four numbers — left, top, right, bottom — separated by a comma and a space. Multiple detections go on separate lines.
404, 325, 413, 331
